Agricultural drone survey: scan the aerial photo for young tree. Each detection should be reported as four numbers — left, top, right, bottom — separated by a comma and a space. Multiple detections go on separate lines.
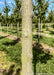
47, 10, 54, 23
9, 14, 14, 30
21, 0, 33, 75
33, 0, 49, 45
3, 0, 10, 34
14, 0, 21, 38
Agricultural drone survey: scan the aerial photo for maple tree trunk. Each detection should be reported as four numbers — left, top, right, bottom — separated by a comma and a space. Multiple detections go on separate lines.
21, 0, 33, 75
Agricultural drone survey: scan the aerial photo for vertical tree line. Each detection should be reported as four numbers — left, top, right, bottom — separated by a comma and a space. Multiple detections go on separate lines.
21, 0, 33, 75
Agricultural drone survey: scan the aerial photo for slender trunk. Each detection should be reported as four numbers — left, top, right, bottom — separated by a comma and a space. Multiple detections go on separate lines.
38, 18, 40, 45
17, 23, 19, 38
21, 0, 33, 75
7, 23, 8, 34
41, 20, 42, 32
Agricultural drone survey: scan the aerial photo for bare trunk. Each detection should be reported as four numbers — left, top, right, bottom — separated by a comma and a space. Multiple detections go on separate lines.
7, 23, 8, 34
17, 23, 19, 38
41, 20, 42, 32
21, 0, 33, 75
38, 18, 40, 45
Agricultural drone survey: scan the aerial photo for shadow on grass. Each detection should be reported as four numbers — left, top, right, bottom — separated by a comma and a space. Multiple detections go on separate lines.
2, 29, 7, 32
0, 35, 10, 39
15, 68, 21, 75
0, 36, 6, 39
0, 34, 53, 75
3, 64, 21, 75
2, 38, 21, 46
50, 30, 54, 35
33, 35, 43, 40
10, 31, 17, 34
33, 42, 53, 75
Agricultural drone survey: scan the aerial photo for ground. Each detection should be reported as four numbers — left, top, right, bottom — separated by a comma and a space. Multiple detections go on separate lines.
0, 26, 54, 74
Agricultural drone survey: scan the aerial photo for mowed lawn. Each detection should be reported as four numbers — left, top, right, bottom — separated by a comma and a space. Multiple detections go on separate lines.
33, 35, 54, 47
0, 26, 22, 37
0, 35, 54, 74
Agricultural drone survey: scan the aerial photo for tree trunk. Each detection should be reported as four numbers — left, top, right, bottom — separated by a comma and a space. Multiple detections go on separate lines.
7, 23, 8, 34
38, 18, 40, 45
21, 0, 33, 75
41, 20, 42, 32
17, 23, 19, 39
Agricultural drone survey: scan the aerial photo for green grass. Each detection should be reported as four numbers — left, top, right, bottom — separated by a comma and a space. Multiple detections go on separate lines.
33, 44, 54, 74
0, 26, 22, 37
43, 30, 54, 36
0, 35, 22, 64
33, 26, 54, 36
33, 35, 54, 47
0, 35, 54, 74
1, 26, 54, 38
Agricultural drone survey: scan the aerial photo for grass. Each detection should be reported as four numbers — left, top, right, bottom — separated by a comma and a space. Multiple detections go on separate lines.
33, 35, 54, 47
0, 35, 54, 74
33, 44, 54, 74
0, 26, 54, 38
0, 26, 22, 37
0, 35, 22, 74
0, 26, 54, 74
33, 26, 54, 36
43, 30, 54, 36
0, 35, 22, 64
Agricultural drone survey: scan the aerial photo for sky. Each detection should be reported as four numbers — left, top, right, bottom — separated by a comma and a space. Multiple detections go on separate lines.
0, 0, 15, 15
0, 0, 54, 16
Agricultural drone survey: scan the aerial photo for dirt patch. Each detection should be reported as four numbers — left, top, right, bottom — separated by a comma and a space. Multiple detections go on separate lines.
33, 32, 54, 38
33, 41, 54, 53
0, 32, 54, 53
0, 32, 18, 40
41, 43, 54, 53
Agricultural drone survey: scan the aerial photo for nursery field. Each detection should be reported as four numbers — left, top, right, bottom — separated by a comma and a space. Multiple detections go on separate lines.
0, 29, 54, 74
0, 0, 54, 74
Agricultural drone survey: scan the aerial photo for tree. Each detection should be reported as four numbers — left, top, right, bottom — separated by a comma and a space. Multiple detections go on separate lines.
9, 14, 14, 30
21, 0, 33, 75
33, 0, 49, 21
3, 0, 10, 34
14, 0, 21, 38
47, 10, 54, 23
4, 0, 10, 18
33, 0, 49, 45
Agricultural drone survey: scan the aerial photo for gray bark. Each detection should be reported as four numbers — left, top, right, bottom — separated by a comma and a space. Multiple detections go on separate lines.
21, 0, 33, 75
